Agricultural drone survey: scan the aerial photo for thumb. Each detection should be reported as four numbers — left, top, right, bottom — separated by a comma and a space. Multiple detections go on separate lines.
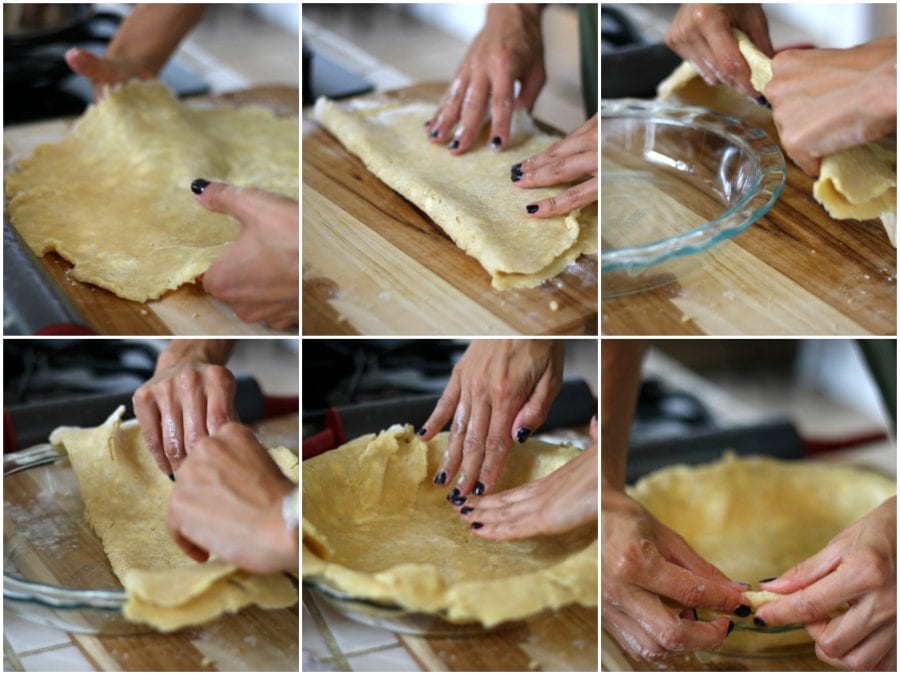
759, 543, 842, 594
190, 179, 252, 221
65, 47, 120, 84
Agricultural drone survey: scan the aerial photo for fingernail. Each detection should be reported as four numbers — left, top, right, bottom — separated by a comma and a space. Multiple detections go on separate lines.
511, 162, 522, 173
190, 178, 210, 195
511, 174, 522, 183
491, 136, 502, 149
433, 471, 447, 485
515, 427, 532, 443
733, 580, 751, 588
754, 95, 771, 109
526, 204, 539, 214
734, 604, 751, 618
424, 119, 432, 127
511, 167, 523, 178
759, 576, 777, 583
753, 616, 766, 627
473, 481, 485, 496
461, 506, 474, 515
451, 495, 466, 506
448, 139, 460, 150
417, 426, 427, 437
447, 488, 460, 501
167, 473, 175, 482
429, 129, 439, 138
471, 522, 484, 530
726, 620, 735, 636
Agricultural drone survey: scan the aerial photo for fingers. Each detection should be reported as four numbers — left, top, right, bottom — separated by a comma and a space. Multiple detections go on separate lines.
440, 392, 470, 490
658, 527, 746, 592
64, 48, 120, 87
755, 570, 863, 628
420, 372, 461, 444
156, 391, 186, 472
814, 619, 897, 671
204, 365, 237, 433
449, 80, 490, 155
427, 77, 468, 144
487, 79, 515, 151
453, 398, 491, 496
522, 177, 598, 219
511, 365, 560, 440
192, 180, 275, 225
132, 387, 171, 474
759, 544, 842, 594
641, 556, 748, 614
474, 407, 515, 495
514, 65, 545, 112
705, 23, 755, 96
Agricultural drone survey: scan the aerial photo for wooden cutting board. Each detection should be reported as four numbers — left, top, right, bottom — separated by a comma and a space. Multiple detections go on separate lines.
302, 82, 598, 336
602, 77, 896, 336
3, 87, 298, 336
402, 605, 597, 671
601, 629, 836, 671
3, 413, 299, 671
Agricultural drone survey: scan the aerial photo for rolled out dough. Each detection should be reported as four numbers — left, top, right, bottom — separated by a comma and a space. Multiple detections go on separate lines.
302, 426, 597, 627
6, 80, 299, 302
314, 95, 597, 290
628, 453, 895, 648
657, 30, 897, 245
50, 406, 298, 631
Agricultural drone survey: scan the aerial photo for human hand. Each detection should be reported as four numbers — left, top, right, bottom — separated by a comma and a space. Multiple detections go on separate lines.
511, 114, 597, 217
418, 339, 564, 497
167, 422, 298, 575
754, 496, 896, 671
64, 47, 151, 101
666, 4, 773, 97
767, 38, 897, 176
132, 340, 236, 474
454, 416, 597, 539
192, 180, 299, 330
602, 487, 750, 661
426, 4, 544, 154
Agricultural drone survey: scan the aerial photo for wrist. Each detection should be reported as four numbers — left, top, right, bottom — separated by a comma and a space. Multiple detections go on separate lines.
156, 339, 232, 372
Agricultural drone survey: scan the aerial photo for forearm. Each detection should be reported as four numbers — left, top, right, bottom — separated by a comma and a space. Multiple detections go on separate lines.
106, 4, 207, 76
156, 339, 234, 371
601, 340, 646, 491
485, 4, 544, 31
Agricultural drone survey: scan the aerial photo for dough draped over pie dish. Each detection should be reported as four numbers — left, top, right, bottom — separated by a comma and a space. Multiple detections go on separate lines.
302, 426, 597, 627
657, 30, 897, 245
50, 406, 298, 631
314, 95, 597, 290
628, 453, 895, 648
6, 80, 299, 302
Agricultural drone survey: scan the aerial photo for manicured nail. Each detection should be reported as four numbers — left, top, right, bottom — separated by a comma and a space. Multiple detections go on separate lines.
448, 139, 460, 150
168, 473, 175, 482
447, 488, 460, 501
429, 129, 439, 138
460, 506, 474, 515
433, 471, 447, 485
734, 604, 751, 617
754, 95, 771, 109
726, 620, 735, 636
190, 178, 210, 195
511, 167, 523, 178
491, 136, 502, 149
753, 616, 766, 627
417, 426, 427, 437
471, 522, 484, 530
526, 204, 539, 214
511, 174, 522, 183
515, 427, 532, 443
473, 481, 485, 495
733, 580, 751, 588
511, 162, 522, 173
759, 576, 777, 583
451, 495, 466, 506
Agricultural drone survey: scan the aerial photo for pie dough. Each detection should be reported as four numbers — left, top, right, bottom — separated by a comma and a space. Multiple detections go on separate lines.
50, 406, 298, 631
657, 30, 897, 245
628, 453, 895, 648
302, 426, 597, 627
6, 80, 299, 302
314, 95, 597, 290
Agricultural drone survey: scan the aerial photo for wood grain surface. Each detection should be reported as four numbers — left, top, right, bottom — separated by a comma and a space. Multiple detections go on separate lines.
401, 605, 597, 671
601, 77, 896, 336
4, 413, 299, 671
302, 82, 598, 336
3, 86, 299, 336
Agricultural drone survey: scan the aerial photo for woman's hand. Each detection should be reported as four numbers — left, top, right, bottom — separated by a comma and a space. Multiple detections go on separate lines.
767, 38, 897, 176
602, 487, 750, 661
426, 4, 545, 154
167, 423, 298, 575
192, 180, 299, 330
132, 340, 235, 474
418, 339, 564, 497
754, 496, 897, 671
454, 416, 596, 539
666, 4, 773, 97
511, 114, 597, 217
64, 48, 150, 100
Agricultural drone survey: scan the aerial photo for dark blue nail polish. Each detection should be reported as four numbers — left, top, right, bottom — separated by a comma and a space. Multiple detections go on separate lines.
511, 174, 521, 183
451, 495, 466, 506
433, 471, 447, 485
429, 129, 439, 138
734, 604, 751, 618
515, 427, 532, 443
511, 162, 522, 173
417, 426, 427, 437
473, 481, 485, 496
491, 136, 502, 149
759, 576, 777, 583
447, 488, 460, 501
448, 139, 460, 150
190, 178, 209, 195
471, 522, 484, 530
753, 616, 766, 627
461, 506, 474, 515
168, 473, 175, 482
726, 620, 735, 636
526, 204, 539, 214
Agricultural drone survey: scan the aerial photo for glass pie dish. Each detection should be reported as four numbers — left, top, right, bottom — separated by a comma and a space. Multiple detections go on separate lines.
3, 444, 146, 635
601, 98, 786, 298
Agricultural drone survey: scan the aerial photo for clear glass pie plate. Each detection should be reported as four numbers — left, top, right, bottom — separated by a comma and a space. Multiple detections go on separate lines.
601, 98, 786, 298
